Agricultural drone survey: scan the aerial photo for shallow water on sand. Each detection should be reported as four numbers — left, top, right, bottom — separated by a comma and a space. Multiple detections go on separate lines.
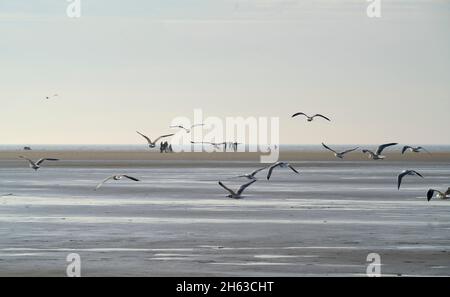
0, 160, 450, 276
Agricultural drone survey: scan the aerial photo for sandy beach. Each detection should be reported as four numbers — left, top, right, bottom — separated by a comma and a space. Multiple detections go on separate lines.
0, 150, 449, 276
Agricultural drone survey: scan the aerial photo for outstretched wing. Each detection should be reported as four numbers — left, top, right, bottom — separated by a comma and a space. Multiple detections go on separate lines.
418, 147, 432, 155
322, 143, 337, 154
427, 189, 437, 201
249, 166, 269, 177
288, 164, 299, 174
95, 176, 115, 190
410, 170, 424, 178
122, 175, 140, 182
313, 114, 331, 121
36, 158, 59, 166
397, 171, 408, 190
402, 146, 411, 154
237, 180, 257, 195
266, 163, 281, 180
154, 134, 175, 143
341, 147, 359, 155
445, 188, 450, 196
136, 131, 152, 144
19, 156, 35, 165
376, 143, 398, 155
218, 181, 236, 196
291, 112, 307, 118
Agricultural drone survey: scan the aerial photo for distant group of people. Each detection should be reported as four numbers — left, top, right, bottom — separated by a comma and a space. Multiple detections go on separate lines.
160, 141, 173, 153
224, 142, 240, 152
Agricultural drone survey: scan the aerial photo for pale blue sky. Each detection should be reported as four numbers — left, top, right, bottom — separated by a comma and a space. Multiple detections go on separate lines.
1, 1, 449, 145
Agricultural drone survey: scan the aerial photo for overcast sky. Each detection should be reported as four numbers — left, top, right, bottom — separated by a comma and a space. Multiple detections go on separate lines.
1, 0, 449, 145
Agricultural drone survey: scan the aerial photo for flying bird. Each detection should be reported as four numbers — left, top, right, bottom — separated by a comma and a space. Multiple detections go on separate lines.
218, 180, 257, 199
402, 146, 431, 155
19, 156, 59, 171
136, 131, 174, 148
95, 175, 140, 190
292, 112, 331, 122
321, 143, 359, 159
170, 124, 205, 133
45, 94, 58, 100
427, 188, 450, 201
235, 166, 269, 180
362, 143, 398, 160
267, 162, 300, 180
190, 141, 225, 149
397, 170, 424, 190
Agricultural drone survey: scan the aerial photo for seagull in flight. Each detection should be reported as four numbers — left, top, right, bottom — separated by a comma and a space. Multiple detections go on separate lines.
362, 143, 398, 160
235, 166, 269, 180
292, 112, 331, 122
218, 180, 257, 199
136, 131, 174, 148
95, 175, 140, 190
427, 188, 450, 201
19, 156, 59, 171
170, 124, 205, 133
45, 94, 58, 100
402, 146, 431, 155
191, 141, 225, 149
321, 143, 359, 159
397, 170, 424, 190
267, 162, 300, 180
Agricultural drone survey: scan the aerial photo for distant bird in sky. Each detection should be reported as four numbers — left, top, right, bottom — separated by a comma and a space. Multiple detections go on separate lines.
45, 94, 58, 100
321, 143, 359, 159
19, 156, 59, 171
235, 166, 269, 180
267, 162, 299, 180
136, 131, 174, 148
397, 170, 424, 190
191, 141, 225, 149
402, 146, 431, 155
292, 112, 331, 122
362, 143, 398, 160
427, 188, 450, 201
95, 175, 140, 190
218, 180, 257, 199
170, 124, 205, 133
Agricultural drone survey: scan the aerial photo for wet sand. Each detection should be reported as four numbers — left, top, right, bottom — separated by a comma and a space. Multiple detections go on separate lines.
0, 150, 449, 276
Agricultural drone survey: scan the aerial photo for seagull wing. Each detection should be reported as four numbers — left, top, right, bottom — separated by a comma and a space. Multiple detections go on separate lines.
288, 164, 300, 174
418, 147, 432, 155
322, 143, 337, 154
341, 147, 359, 155
397, 171, 409, 190
136, 131, 152, 144
36, 158, 59, 166
154, 134, 175, 143
249, 166, 269, 177
237, 180, 257, 195
291, 112, 307, 118
95, 176, 115, 190
19, 156, 35, 166
266, 163, 281, 180
402, 146, 411, 154
122, 175, 140, 182
313, 114, 331, 121
410, 170, 424, 178
427, 189, 436, 201
218, 181, 237, 196
445, 188, 450, 196
376, 143, 398, 155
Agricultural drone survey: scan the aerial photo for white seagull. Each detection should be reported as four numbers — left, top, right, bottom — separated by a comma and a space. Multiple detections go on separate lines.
402, 146, 431, 155
397, 170, 424, 190
292, 112, 331, 122
267, 162, 300, 180
19, 156, 59, 171
235, 166, 269, 180
218, 180, 257, 199
170, 124, 205, 133
427, 188, 450, 201
322, 143, 359, 159
136, 131, 174, 148
362, 143, 398, 160
95, 175, 140, 190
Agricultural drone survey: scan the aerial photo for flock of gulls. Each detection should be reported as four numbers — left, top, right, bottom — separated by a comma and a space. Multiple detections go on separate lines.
10, 110, 449, 202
